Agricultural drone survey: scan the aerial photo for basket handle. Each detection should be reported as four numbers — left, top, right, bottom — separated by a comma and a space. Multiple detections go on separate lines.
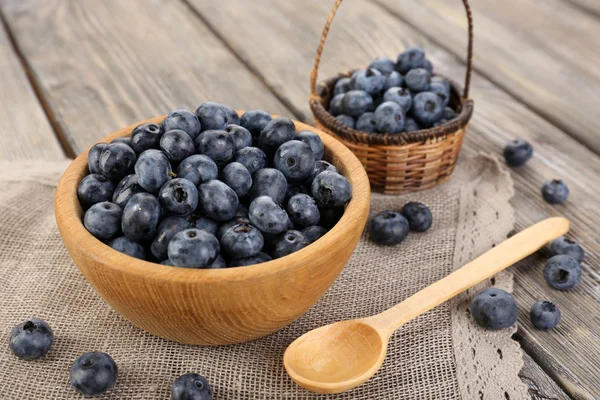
309, 0, 474, 100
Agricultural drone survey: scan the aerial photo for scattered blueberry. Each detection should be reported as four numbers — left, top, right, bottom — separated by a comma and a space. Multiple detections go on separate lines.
171, 373, 213, 400
541, 179, 569, 204
548, 236, 584, 263
401, 202, 432, 232
383, 87, 412, 112
342, 90, 374, 117
162, 109, 202, 140
9, 319, 53, 360
135, 149, 172, 193
233, 146, 267, 174
240, 109, 272, 139
84, 202, 122, 240
168, 229, 220, 268
405, 68, 431, 92
273, 140, 315, 182
99, 142, 137, 181
287, 194, 320, 228
160, 129, 195, 164
369, 57, 396, 75
471, 288, 518, 330
543, 255, 581, 290
302, 225, 328, 243
198, 180, 239, 222
70, 352, 118, 396
368, 211, 409, 245
121, 193, 161, 241
195, 129, 234, 164
374, 101, 405, 133
158, 178, 198, 216
296, 130, 324, 161
222, 162, 252, 197
503, 139, 533, 167
248, 168, 287, 204
356, 112, 377, 133
333, 77, 352, 96
88, 143, 108, 174
258, 117, 296, 155
271, 230, 310, 259
351, 68, 384, 95
335, 114, 356, 128
175, 154, 218, 186
225, 124, 253, 151
312, 170, 352, 207
109, 236, 146, 260
195, 102, 238, 131
396, 47, 426, 74
78, 174, 115, 208
130, 123, 163, 155
249, 196, 291, 234
530, 301, 561, 330
411, 92, 444, 127
221, 222, 264, 258
329, 93, 344, 116
228, 252, 272, 267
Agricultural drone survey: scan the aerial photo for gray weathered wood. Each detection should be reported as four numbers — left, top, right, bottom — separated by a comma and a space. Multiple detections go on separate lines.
520, 352, 572, 400
565, 0, 600, 17
373, 0, 600, 155
0, 0, 290, 155
184, 0, 600, 397
0, 19, 64, 160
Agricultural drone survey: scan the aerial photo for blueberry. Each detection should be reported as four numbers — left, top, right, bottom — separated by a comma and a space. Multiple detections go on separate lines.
374, 101, 405, 133
221, 222, 264, 258
70, 352, 118, 396
149, 216, 192, 261
161, 259, 175, 266
99, 142, 137, 181
401, 202, 432, 232
130, 123, 163, 155
296, 130, 324, 161
548, 236, 584, 263
193, 215, 219, 235
368, 211, 409, 245
342, 90, 374, 117
312, 170, 352, 207
111, 137, 132, 146
208, 255, 226, 269
396, 47, 426, 74
198, 180, 239, 221
383, 87, 412, 112
351, 68, 384, 95
333, 77, 352, 96
318, 206, 344, 229
442, 106, 457, 121
217, 216, 250, 241
541, 179, 569, 204
382, 71, 404, 92
431, 76, 451, 93
543, 255, 581, 290
109, 236, 146, 260
306, 160, 339, 186
162, 109, 202, 140
84, 202, 122, 239
172, 372, 213, 400
429, 82, 450, 107
271, 230, 310, 259
112, 174, 146, 209
88, 143, 108, 174
302, 225, 328, 243
405, 68, 431, 92
335, 114, 356, 129
160, 129, 195, 164
168, 229, 220, 268
195, 129, 234, 164
356, 112, 377, 133
236, 203, 249, 218
233, 146, 267, 174
258, 117, 296, 155
404, 118, 421, 132
285, 182, 309, 203
158, 178, 198, 216
228, 252, 272, 267
195, 102, 238, 131
78, 174, 115, 208
240, 109, 272, 139
369, 57, 396, 75
423, 59, 434, 74
530, 301, 561, 330
225, 124, 253, 151
503, 139, 533, 167
411, 92, 444, 127
249, 196, 291, 234
248, 168, 287, 204
121, 193, 161, 241
273, 140, 316, 182
135, 149, 172, 193
9, 319, 53, 360
222, 162, 252, 197
175, 155, 218, 186
471, 288, 518, 330
286, 194, 320, 228
329, 93, 345, 116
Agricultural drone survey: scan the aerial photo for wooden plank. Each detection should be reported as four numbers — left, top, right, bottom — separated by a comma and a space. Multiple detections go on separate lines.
374, 0, 600, 155
0, 0, 290, 155
565, 0, 600, 18
520, 352, 572, 400
184, 0, 600, 397
0, 19, 64, 160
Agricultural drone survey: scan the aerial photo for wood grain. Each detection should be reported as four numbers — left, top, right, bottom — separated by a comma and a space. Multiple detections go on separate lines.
373, 0, 600, 154
0, 19, 64, 160
184, 0, 600, 396
520, 352, 572, 400
565, 0, 600, 18
0, 0, 290, 155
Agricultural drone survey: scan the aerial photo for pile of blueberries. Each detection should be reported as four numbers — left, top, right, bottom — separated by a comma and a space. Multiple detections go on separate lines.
327, 47, 457, 134
78, 102, 352, 268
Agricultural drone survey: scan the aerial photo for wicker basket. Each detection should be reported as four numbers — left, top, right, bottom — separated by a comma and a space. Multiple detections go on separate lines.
309, 0, 475, 194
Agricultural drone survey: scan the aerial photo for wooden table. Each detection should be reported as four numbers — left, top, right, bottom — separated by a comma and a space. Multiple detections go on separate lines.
1, 1, 598, 398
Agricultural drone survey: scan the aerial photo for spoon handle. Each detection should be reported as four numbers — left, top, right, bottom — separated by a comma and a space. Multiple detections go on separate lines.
365, 217, 570, 336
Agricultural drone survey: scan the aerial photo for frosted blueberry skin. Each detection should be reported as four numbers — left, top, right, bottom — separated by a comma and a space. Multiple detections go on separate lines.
271, 230, 310, 259
368, 211, 409, 246
150, 216, 192, 261
220, 222, 264, 259
225, 124, 253, 152
175, 155, 218, 187
341, 90, 374, 117
258, 117, 297, 155
88, 143, 108, 174
194, 130, 235, 164
396, 47, 427, 74
134, 149, 172, 194
296, 130, 324, 161
548, 236, 584, 263
401, 202, 433, 232
302, 225, 328, 243
405, 68, 431, 92
239, 109, 272, 139
121, 193, 161, 242
198, 180, 239, 222
70, 352, 118, 396
158, 178, 199, 216
130, 122, 163, 155
8, 319, 54, 360
311, 170, 352, 208
99, 142, 137, 181
168, 229, 220, 268
305, 160, 338, 187
530, 301, 561, 330
329, 93, 344, 116
543, 255, 581, 290
411, 91, 444, 128
287, 194, 320, 229
368, 57, 396, 75
351, 68, 385, 95
160, 129, 195, 164
195, 102, 238, 131
503, 139, 533, 167
84, 201, 122, 240
193, 215, 220, 236
249, 196, 291, 235
374, 101, 405, 133
335, 114, 356, 129
383, 87, 412, 112
248, 168, 287, 204
162, 109, 202, 140
429, 82, 450, 107
356, 112, 377, 133
222, 162, 252, 198
333, 77, 352, 96
541, 179, 569, 204
112, 174, 146, 209
77, 173, 115, 208
471, 288, 518, 330
109, 236, 146, 260
382, 71, 403, 92
233, 147, 267, 175
273, 140, 316, 182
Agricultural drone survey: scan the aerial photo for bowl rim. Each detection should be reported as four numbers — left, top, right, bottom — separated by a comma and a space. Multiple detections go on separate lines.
55, 113, 371, 284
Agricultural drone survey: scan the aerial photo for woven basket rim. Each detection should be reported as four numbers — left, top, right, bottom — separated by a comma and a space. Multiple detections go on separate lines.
310, 71, 474, 146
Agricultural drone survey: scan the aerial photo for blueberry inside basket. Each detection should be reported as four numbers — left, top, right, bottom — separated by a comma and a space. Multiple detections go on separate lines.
310, 0, 475, 194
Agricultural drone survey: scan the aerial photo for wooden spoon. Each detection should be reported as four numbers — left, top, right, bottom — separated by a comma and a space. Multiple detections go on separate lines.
284, 217, 569, 394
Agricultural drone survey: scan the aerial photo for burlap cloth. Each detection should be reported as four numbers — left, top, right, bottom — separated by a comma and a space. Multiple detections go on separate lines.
0, 155, 529, 399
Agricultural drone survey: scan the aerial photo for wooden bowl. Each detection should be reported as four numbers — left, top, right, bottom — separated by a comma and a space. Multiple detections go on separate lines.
54, 115, 371, 345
